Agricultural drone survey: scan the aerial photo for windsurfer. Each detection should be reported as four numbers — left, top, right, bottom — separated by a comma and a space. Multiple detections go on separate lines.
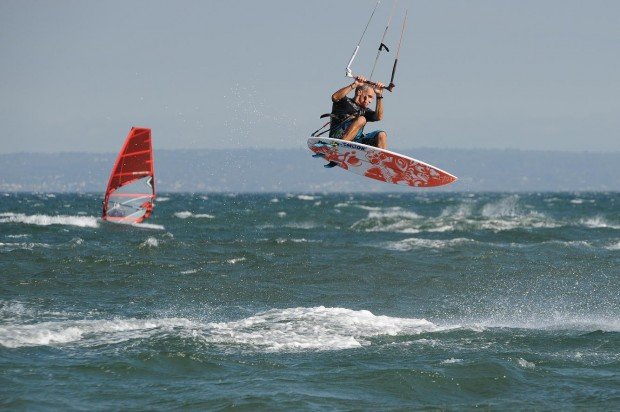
329, 76, 387, 149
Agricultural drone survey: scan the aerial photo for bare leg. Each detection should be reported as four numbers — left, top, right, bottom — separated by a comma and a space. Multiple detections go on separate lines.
376, 131, 387, 149
340, 116, 367, 141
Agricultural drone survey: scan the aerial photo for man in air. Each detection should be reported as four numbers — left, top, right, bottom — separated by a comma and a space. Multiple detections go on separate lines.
329, 75, 387, 149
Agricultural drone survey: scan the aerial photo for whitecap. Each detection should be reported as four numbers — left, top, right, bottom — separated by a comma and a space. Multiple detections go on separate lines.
0, 242, 51, 251
139, 237, 159, 248
351, 207, 423, 233
517, 358, 536, 369
0, 301, 34, 320
382, 237, 473, 251
441, 358, 464, 364
180, 269, 199, 274
131, 222, 165, 230
580, 216, 620, 229
6, 234, 29, 239
0, 317, 194, 348
604, 241, 620, 250
204, 306, 437, 352
276, 238, 312, 244
367, 207, 421, 220
174, 211, 215, 219
0, 212, 99, 228
297, 195, 317, 201
284, 221, 318, 229
481, 195, 520, 218
440, 203, 474, 218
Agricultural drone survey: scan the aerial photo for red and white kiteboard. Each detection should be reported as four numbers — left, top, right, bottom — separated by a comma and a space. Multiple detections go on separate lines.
308, 137, 457, 188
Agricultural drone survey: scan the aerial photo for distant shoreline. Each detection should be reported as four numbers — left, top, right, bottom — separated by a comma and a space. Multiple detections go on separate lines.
1, 148, 619, 192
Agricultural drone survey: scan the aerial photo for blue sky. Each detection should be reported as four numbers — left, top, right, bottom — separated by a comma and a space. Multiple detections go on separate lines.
1, 0, 619, 154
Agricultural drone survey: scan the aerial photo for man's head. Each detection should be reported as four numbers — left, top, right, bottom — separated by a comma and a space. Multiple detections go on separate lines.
354, 85, 375, 108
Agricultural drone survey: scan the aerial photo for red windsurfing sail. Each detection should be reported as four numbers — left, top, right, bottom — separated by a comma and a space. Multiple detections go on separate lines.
102, 127, 155, 224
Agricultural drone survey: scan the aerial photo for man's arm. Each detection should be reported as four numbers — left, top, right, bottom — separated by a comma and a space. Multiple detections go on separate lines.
332, 82, 356, 103
331, 76, 365, 102
374, 83, 384, 120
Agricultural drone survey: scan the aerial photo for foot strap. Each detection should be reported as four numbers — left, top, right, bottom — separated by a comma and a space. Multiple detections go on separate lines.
324, 161, 339, 168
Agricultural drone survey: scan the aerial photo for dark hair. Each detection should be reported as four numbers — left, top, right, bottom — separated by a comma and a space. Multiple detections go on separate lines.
355, 84, 372, 94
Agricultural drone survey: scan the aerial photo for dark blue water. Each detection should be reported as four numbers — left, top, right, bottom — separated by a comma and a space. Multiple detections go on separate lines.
1, 192, 619, 409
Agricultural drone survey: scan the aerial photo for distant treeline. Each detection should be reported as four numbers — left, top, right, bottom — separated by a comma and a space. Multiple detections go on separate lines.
1, 149, 618, 192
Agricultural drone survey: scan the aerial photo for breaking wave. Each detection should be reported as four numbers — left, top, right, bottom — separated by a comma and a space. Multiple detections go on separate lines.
0, 212, 99, 228
174, 211, 215, 219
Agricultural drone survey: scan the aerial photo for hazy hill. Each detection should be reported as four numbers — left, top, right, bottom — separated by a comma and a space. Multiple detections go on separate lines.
0, 148, 618, 192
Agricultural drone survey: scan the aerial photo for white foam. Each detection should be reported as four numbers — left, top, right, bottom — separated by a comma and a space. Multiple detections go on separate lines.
0, 317, 194, 348
174, 211, 215, 219
368, 207, 422, 220
0, 306, 445, 352
156, 197, 170, 202
517, 358, 536, 369
284, 221, 318, 229
478, 216, 559, 231
605, 241, 620, 250
580, 216, 620, 229
481, 196, 520, 218
356, 205, 382, 212
276, 238, 311, 244
441, 358, 464, 364
131, 222, 165, 230
6, 234, 29, 239
205, 306, 437, 352
351, 207, 423, 233
226, 257, 246, 264
0, 242, 51, 251
180, 269, 199, 274
297, 195, 317, 201
440, 203, 474, 218
0, 212, 99, 228
460, 316, 620, 333
139, 237, 159, 248
382, 237, 474, 251
0, 301, 35, 320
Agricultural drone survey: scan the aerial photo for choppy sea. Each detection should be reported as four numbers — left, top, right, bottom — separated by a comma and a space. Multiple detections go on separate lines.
1, 192, 618, 410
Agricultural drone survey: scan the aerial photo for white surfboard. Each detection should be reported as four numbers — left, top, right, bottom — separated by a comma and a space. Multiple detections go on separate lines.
307, 137, 457, 188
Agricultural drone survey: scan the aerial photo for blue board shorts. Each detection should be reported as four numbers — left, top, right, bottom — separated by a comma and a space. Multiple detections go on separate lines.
330, 120, 384, 147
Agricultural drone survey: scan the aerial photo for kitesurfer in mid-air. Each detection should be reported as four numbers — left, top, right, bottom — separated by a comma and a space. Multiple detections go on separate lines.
329, 75, 387, 149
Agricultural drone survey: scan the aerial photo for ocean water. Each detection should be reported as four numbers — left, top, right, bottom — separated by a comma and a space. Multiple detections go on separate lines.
1, 192, 618, 409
